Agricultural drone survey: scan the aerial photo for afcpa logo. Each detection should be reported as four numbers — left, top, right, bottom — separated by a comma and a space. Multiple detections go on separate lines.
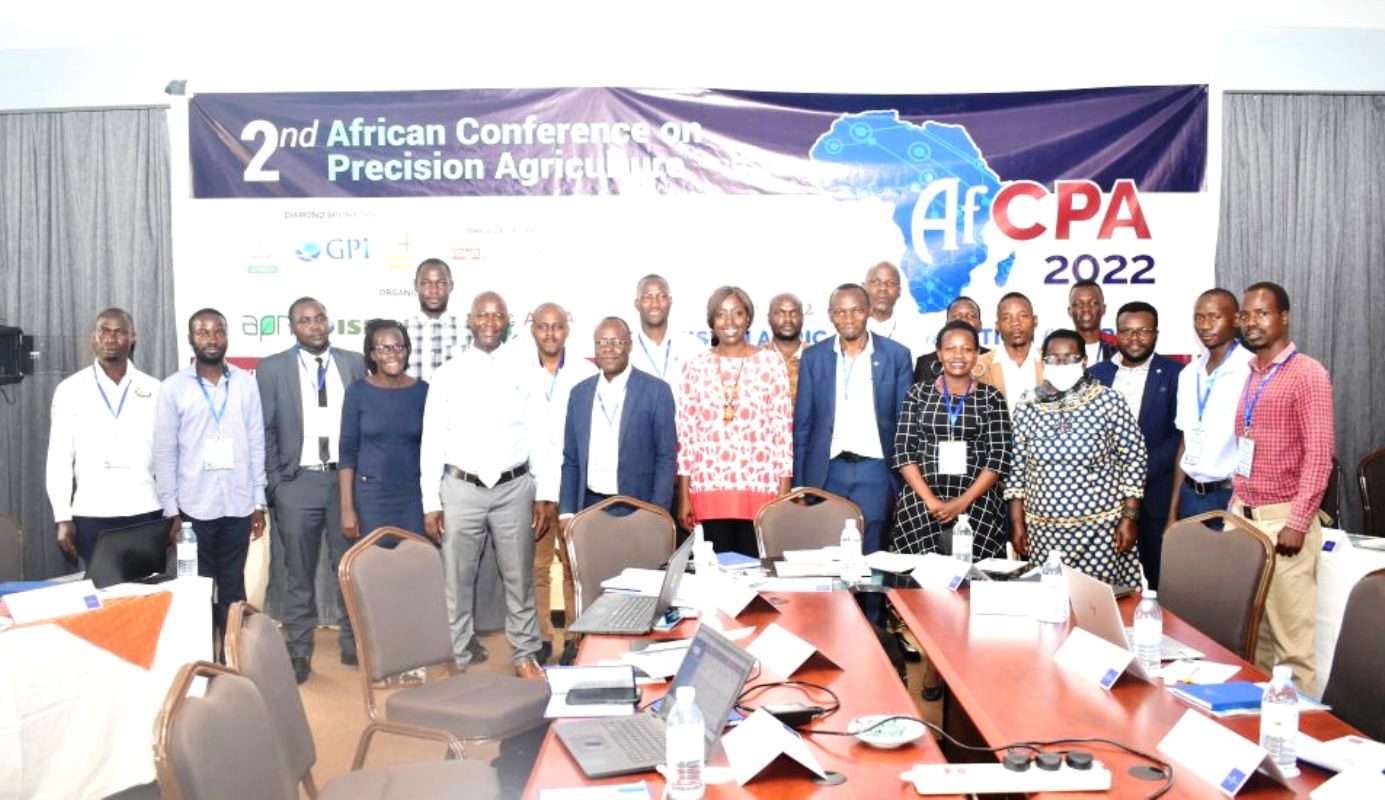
294, 238, 371, 263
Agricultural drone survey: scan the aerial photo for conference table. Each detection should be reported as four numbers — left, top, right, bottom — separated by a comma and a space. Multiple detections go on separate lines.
523, 588, 958, 799
888, 584, 1365, 799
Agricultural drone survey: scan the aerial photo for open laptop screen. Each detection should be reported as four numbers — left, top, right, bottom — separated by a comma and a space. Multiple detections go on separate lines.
663, 624, 756, 744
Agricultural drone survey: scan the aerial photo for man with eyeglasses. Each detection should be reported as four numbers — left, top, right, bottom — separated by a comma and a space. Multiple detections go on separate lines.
406, 257, 470, 381
422, 291, 554, 680
864, 261, 928, 361
1068, 280, 1118, 364
975, 292, 1043, 416
515, 302, 597, 663
630, 274, 697, 389
1090, 301, 1180, 589
1228, 282, 1334, 691
256, 297, 366, 682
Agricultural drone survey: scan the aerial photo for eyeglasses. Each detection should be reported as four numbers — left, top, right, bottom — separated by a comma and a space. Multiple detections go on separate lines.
1042, 355, 1084, 365
1116, 327, 1157, 338
594, 338, 630, 350
829, 307, 868, 320
371, 344, 407, 354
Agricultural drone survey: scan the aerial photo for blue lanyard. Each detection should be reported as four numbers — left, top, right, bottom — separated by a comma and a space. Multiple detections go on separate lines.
1195, 341, 1237, 423
196, 371, 230, 425
637, 335, 670, 379
297, 347, 331, 393
941, 379, 971, 429
597, 386, 623, 429
92, 365, 131, 421
1241, 350, 1296, 431
839, 349, 860, 400
543, 351, 565, 402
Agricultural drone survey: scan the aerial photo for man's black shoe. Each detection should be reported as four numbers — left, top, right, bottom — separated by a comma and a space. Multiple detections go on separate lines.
558, 639, 579, 666
536, 641, 553, 664
896, 632, 922, 663
467, 639, 489, 663
292, 657, 311, 684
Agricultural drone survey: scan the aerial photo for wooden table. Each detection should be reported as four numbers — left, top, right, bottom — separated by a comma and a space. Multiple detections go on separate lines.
889, 586, 1364, 798
523, 589, 957, 798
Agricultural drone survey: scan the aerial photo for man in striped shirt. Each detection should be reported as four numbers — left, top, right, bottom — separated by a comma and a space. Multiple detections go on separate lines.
405, 258, 470, 382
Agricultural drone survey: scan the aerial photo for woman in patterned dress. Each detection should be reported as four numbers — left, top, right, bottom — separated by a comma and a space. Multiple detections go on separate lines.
1006, 329, 1146, 587
893, 320, 1012, 560
676, 286, 793, 556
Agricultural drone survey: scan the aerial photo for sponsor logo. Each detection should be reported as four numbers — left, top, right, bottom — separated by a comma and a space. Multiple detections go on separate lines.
243, 314, 368, 340
294, 238, 371, 262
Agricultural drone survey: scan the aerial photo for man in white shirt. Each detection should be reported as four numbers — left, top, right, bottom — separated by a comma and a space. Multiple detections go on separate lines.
1169, 289, 1254, 520
1068, 280, 1117, 365
422, 291, 553, 679
517, 302, 597, 663
863, 261, 928, 361
630, 274, 699, 387
405, 258, 469, 382
46, 308, 163, 564
975, 292, 1042, 416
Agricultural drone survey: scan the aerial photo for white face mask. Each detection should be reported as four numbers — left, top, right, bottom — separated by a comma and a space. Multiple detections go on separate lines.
1044, 363, 1084, 392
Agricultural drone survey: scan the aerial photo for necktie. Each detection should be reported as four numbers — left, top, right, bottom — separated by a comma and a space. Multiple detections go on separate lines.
315, 356, 330, 463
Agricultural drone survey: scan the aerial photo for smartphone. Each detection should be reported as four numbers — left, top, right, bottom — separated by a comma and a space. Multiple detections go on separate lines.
567, 683, 640, 705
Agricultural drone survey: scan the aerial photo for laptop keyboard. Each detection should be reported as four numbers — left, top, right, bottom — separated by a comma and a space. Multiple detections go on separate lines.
601, 717, 666, 764
575, 595, 658, 633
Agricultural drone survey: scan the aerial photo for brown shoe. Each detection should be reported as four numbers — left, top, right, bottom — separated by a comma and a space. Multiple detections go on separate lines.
514, 657, 546, 681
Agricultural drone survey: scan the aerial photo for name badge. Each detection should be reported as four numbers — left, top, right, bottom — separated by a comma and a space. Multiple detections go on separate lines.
1235, 436, 1255, 478
203, 436, 235, 471
1183, 427, 1207, 468
937, 440, 968, 476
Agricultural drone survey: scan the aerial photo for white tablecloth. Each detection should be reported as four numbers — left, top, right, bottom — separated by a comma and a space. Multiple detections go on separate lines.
0, 577, 212, 800
1314, 529, 1385, 697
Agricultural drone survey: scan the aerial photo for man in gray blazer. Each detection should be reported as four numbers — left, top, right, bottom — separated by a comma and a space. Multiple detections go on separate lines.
257, 297, 366, 683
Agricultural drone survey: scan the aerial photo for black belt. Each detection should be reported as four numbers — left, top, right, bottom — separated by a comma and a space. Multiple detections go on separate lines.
1183, 475, 1233, 496
445, 462, 528, 488
833, 451, 878, 463
301, 462, 338, 472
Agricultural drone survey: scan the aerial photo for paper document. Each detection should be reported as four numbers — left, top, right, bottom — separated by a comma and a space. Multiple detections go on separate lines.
749, 577, 834, 593
544, 665, 638, 718
1160, 660, 1242, 686
619, 645, 689, 679
974, 557, 1030, 575
863, 551, 929, 573
781, 547, 840, 562
539, 781, 652, 800
773, 561, 840, 578
968, 581, 1043, 617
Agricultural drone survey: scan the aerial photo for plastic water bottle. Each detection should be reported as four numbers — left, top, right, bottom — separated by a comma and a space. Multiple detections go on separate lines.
950, 514, 974, 565
1039, 550, 1069, 623
1260, 665, 1301, 777
665, 686, 705, 799
839, 518, 864, 584
1132, 590, 1163, 675
176, 522, 198, 577
691, 524, 717, 572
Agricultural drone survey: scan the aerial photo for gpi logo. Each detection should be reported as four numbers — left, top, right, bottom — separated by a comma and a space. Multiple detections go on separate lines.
294, 238, 371, 263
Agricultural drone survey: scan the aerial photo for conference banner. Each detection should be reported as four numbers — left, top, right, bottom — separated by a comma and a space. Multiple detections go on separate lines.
183, 85, 1212, 363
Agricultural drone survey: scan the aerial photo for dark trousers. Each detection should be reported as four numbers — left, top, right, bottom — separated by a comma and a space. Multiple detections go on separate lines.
1177, 482, 1233, 522
1138, 512, 1169, 590
73, 509, 163, 566
274, 470, 354, 660
182, 513, 251, 639
701, 519, 758, 557
826, 456, 895, 622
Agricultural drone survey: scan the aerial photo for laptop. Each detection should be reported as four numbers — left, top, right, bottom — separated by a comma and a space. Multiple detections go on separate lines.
85, 519, 173, 589
568, 537, 693, 635
1064, 566, 1204, 682
554, 624, 756, 778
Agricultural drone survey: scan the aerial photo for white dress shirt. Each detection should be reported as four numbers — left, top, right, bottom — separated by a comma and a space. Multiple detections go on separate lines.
829, 335, 884, 459
588, 364, 632, 496
295, 348, 347, 466
866, 309, 926, 362
998, 344, 1040, 416
1110, 353, 1152, 421
420, 342, 551, 512
1084, 340, 1106, 366
631, 328, 700, 386
517, 346, 599, 498
1174, 343, 1254, 482
46, 361, 162, 521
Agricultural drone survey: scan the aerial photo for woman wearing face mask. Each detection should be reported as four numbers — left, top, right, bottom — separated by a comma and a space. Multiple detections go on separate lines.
1005, 329, 1146, 587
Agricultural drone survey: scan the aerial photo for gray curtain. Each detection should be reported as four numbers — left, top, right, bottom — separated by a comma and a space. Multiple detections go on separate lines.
0, 108, 177, 579
1217, 93, 1385, 532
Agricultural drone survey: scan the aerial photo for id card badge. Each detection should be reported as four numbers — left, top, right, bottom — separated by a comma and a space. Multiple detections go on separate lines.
1235, 436, 1255, 478
203, 436, 235, 471
1183, 427, 1207, 467
937, 440, 968, 476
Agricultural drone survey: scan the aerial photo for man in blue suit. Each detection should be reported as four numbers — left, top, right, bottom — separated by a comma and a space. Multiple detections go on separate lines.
1090, 301, 1180, 589
793, 283, 914, 558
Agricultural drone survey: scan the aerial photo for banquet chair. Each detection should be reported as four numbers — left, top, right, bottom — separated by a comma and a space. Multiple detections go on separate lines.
1158, 511, 1275, 661
565, 496, 676, 617
754, 487, 864, 560
338, 527, 548, 745
1320, 568, 1385, 741
225, 603, 497, 797
1355, 447, 1385, 537
0, 513, 22, 582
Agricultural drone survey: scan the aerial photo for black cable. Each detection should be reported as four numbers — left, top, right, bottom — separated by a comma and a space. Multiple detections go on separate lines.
734, 679, 841, 719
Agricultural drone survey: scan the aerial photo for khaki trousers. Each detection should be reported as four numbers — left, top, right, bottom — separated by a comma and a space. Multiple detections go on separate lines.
1231, 498, 1320, 691
533, 522, 578, 641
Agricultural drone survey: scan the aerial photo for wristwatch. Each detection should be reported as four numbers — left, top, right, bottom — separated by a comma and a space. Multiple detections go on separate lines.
1118, 506, 1140, 521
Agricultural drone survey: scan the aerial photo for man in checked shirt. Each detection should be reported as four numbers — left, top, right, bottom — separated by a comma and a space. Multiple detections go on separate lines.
1229, 281, 1335, 691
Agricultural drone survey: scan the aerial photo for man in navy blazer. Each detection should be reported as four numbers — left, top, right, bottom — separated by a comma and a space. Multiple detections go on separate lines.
793, 283, 914, 557
1090, 301, 1180, 589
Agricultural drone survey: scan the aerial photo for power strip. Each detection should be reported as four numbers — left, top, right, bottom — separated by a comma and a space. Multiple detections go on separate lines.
900, 762, 1113, 794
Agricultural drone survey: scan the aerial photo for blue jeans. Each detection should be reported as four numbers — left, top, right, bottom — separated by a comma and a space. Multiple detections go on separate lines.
1178, 482, 1232, 523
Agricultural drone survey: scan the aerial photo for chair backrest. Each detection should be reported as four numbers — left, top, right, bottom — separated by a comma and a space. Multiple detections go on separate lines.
153, 661, 297, 800
0, 513, 22, 582
566, 497, 676, 616
1158, 512, 1275, 660
224, 603, 316, 785
339, 527, 455, 686
1356, 447, 1385, 537
1319, 456, 1344, 527
754, 488, 864, 559
1321, 568, 1385, 741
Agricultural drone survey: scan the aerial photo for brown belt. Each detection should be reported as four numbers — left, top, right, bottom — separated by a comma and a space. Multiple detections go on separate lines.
445, 462, 528, 488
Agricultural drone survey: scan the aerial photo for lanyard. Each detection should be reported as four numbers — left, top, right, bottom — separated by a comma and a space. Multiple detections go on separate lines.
596, 384, 623, 429
941, 379, 971, 429
1195, 341, 1238, 423
296, 347, 331, 393
839, 349, 861, 400
637, 335, 671, 379
1241, 350, 1296, 431
196, 371, 230, 425
543, 351, 566, 402
92, 365, 131, 421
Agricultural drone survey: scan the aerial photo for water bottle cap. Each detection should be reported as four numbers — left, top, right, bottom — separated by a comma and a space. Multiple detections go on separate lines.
1144, 589, 1157, 600
957, 513, 970, 523
844, 519, 858, 531
676, 686, 696, 702
1047, 549, 1063, 562
1272, 665, 1293, 682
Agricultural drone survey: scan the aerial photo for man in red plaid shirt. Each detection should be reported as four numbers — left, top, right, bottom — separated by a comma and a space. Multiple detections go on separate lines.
1230, 281, 1335, 691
